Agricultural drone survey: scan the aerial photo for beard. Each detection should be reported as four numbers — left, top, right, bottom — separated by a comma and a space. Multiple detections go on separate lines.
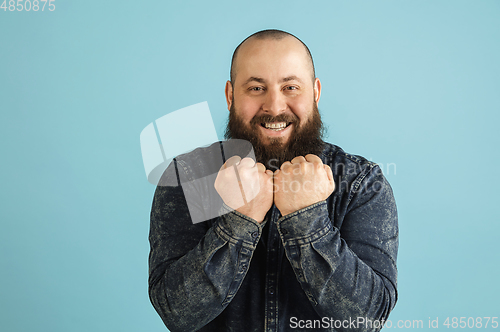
224, 100, 325, 171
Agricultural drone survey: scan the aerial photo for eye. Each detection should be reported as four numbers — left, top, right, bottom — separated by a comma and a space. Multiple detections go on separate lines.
284, 86, 298, 91
250, 86, 264, 91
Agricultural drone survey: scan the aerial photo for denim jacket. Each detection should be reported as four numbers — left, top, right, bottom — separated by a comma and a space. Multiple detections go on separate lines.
148, 142, 398, 332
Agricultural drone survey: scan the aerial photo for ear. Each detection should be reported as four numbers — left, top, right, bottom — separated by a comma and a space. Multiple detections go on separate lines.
225, 80, 233, 111
314, 78, 322, 104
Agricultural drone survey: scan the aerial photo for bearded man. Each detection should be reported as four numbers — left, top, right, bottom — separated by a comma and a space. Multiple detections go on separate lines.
148, 30, 399, 332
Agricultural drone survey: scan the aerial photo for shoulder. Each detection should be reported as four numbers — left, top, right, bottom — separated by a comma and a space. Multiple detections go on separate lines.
155, 141, 224, 187
320, 143, 397, 220
320, 142, 379, 176
156, 139, 254, 188
175, 139, 255, 179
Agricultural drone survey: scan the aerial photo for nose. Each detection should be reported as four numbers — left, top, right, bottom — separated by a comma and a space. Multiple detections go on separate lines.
262, 88, 287, 116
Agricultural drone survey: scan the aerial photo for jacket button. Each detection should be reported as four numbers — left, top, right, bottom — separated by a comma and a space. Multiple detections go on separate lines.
251, 231, 258, 238
269, 289, 274, 295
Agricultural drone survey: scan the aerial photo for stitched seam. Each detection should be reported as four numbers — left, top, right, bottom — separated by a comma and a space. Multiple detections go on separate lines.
347, 163, 378, 205
215, 220, 256, 248
348, 238, 398, 267
284, 222, 333, 246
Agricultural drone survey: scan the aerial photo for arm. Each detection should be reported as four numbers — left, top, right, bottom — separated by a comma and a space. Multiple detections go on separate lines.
148, 161, 264, 332
277, 164, 398, 331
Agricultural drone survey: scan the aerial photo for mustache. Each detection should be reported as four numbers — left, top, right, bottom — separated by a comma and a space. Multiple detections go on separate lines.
250, 113, 299, 126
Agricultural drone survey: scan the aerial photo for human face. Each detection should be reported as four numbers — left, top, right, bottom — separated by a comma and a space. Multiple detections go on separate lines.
225, 36, 321, 147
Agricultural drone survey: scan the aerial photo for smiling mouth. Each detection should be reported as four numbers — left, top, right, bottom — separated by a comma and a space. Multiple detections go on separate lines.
261, 122, 292, 131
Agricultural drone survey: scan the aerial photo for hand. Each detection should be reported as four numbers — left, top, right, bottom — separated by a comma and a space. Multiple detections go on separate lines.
273, 154, 335, 217
214, 156, 274, 223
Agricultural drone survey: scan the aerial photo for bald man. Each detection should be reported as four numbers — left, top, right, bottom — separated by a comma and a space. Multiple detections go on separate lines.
149, 30, 398, 332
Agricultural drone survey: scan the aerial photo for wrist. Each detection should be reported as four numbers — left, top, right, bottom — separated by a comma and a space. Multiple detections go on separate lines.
236, 206, 266, 223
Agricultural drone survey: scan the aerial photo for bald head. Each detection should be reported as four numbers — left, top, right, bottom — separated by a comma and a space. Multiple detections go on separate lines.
230, 30, 316, 85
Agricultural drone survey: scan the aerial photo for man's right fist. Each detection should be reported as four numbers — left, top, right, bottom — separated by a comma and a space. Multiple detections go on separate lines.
214, 156, 274, 223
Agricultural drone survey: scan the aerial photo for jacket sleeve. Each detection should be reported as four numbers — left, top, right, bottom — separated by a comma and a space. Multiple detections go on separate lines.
276, 164, 398, 331
148, 162, 264, 332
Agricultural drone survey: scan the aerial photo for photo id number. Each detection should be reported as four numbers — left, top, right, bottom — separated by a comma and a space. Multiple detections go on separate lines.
1, 0, 55, 11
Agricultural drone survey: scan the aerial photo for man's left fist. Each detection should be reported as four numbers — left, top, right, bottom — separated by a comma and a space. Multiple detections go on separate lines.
273, 154, 335, 217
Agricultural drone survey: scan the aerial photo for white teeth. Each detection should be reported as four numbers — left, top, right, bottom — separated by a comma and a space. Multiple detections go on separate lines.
264, 122, 287, 130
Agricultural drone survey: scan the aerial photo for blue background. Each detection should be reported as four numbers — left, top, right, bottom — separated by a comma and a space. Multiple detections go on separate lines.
1, 0, 499, 331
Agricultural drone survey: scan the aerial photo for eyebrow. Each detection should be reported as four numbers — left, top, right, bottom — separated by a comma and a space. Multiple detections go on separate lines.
242, 75, 303, 85
243, 77, 266, 85
280, 75, 303, 84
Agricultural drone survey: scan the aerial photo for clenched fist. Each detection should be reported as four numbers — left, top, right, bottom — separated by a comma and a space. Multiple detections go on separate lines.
273, 154, 335, 217
214, 156, 274, 223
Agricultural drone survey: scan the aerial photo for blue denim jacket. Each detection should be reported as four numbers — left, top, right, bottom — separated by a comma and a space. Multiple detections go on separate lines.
149, 142, 398, 332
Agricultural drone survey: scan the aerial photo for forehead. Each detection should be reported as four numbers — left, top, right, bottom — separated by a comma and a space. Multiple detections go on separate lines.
234, 37, 313, 84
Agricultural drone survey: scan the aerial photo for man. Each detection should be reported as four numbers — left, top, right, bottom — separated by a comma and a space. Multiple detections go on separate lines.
149, 30, 398, 332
